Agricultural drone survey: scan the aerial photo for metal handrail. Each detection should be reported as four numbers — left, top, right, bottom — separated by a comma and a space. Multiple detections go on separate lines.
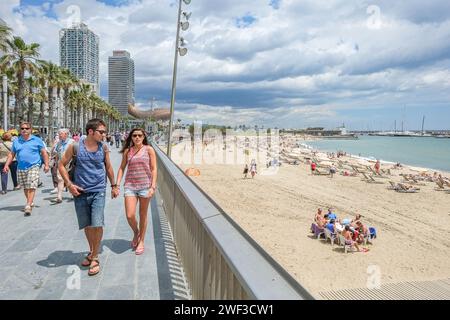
152, 142, 314, 300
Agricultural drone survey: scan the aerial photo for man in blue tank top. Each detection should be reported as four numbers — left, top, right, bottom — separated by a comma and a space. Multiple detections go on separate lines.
58, 119, 118, 276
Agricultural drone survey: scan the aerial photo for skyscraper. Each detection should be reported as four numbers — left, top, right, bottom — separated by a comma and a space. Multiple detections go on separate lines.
59, 22, 99, 94
108, 50, 135, 115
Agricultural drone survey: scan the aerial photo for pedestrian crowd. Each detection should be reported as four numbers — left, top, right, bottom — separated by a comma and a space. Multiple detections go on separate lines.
1, 119, 157, 277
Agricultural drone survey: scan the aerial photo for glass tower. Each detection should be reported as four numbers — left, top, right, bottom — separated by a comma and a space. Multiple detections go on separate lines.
108, 50, 135, 116
59, 23, 99, 94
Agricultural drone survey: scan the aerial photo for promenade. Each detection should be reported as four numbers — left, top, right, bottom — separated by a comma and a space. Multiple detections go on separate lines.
0, 147, 190, 300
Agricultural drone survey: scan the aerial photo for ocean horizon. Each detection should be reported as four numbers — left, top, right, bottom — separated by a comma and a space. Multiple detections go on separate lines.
303, 135, 450, 173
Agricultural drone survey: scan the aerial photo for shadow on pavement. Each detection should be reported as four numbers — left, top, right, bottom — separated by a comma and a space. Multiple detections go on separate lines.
36, 239, 131, 268
0, 206, 26, 211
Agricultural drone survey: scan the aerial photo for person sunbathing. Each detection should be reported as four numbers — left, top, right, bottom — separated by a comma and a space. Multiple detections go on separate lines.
343, 225, 360, 252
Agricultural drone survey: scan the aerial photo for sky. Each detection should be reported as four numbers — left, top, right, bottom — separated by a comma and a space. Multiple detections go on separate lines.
1, 0, 450, 130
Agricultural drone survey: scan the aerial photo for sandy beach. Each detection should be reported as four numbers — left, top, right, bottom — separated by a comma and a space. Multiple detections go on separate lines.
173, 135, 450, 298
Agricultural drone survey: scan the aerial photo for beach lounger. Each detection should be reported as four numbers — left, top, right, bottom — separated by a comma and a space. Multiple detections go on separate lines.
434, 180, 450, 191
361, 172, 385, 184
387, 181, 401, 191
396, 183, 419, 193
314, 168, 330, 176
409, 176, 426, 186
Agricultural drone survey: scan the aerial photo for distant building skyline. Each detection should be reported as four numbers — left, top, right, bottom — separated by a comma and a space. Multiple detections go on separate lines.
108, 50, 135, 116
59, 22, 99, 95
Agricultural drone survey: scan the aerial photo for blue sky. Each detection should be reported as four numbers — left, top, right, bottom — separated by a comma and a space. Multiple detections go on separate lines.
2, 0, 450, 129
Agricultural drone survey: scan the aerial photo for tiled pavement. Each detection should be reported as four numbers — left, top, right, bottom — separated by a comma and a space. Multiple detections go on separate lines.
0, 147, 191, 300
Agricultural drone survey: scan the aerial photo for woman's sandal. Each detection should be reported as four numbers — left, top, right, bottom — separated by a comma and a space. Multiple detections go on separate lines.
131, 234, 140, 250
88, 258, 100, 276
81, 253, 92, 267
135, 246, 145, 255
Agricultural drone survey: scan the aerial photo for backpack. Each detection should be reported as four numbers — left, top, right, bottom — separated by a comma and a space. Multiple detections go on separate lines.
67, 141, 108, 183
67, 142, 79, 182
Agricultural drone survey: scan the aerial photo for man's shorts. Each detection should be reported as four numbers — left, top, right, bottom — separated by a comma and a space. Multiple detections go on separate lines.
74, 191, 106, 230
17, 165, 40, 189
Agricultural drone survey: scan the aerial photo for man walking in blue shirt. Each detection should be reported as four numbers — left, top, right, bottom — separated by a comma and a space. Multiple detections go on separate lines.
59, 119, 118, 276
2, 122, 49, 216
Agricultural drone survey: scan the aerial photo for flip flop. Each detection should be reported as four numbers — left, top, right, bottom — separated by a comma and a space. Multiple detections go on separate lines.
81, 253, 92, 267
88, 258, 100, 276
135, 246, 145, 255
131, 234, 140, 249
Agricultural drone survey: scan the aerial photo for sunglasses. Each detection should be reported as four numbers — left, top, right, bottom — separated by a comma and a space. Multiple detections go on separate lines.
132, 134, 144, 138
95, 130, 107, 134
20, 127, 31, 130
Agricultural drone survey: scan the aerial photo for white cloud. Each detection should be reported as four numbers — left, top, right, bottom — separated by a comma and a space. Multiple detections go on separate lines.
1, 0, 450, 129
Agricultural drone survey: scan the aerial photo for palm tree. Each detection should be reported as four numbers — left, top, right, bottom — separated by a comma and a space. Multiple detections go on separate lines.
3, 67, 17, 128
0, 36, 40, 126
0, 24, 12, 53
78, 83, 92, 130
40, 61, 61, 142
33, 86, 46, 132
25, 75, 40, 122
60, 68, 79, 128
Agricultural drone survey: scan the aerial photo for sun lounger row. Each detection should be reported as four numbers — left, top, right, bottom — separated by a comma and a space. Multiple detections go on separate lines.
388, 181, 420, 193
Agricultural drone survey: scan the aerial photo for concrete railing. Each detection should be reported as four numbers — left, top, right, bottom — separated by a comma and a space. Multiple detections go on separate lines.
152, 142, 314, 300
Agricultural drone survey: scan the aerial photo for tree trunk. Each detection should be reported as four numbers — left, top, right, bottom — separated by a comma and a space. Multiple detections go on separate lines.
13, 93, 19, 126
75, 106, 80, 133
81, 105, 85, 132
63, 89, 68, 128
17, 69, 25, 125
27, 96, 34, 123
39, 101, 45, 134
47, 87, 55, 145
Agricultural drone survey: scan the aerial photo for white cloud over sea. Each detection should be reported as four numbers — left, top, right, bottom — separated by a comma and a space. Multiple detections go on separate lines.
1, 0, 450, 129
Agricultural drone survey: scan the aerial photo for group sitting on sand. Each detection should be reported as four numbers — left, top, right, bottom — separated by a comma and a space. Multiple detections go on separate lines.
312, 208, 374, 252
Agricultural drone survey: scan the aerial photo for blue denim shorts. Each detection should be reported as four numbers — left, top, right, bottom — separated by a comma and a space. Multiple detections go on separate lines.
124, 188, 150, 198
74, 192, 106, 230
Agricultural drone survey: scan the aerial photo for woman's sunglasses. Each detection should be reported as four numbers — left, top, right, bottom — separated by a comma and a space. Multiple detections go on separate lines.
132, 134, 144, 138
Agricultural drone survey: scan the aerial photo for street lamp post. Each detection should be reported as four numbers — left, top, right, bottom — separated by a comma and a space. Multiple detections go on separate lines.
2, 75, 7, 131
167, 0, 191, 157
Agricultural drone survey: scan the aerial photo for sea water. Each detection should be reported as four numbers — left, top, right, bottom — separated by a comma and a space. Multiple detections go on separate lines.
304, 135, 450, 172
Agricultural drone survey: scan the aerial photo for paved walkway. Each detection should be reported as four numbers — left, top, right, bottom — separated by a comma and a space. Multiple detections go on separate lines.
0, 147, 190, 300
